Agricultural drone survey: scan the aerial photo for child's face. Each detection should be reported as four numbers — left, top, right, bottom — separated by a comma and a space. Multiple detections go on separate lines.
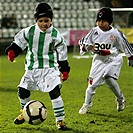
37, 17, 51, 32
96, 20, 110, 31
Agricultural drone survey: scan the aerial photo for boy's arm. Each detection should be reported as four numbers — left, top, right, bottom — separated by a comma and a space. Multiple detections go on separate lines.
116, 30, 133, 67
5, 42, 22, 62
55, 32, 70, 81
5, 28, 28, 62
79, 29, 95, 55
58, 60, 70, 82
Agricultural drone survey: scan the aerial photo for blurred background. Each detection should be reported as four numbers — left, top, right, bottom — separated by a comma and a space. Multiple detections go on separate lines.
0, 0, 133, 55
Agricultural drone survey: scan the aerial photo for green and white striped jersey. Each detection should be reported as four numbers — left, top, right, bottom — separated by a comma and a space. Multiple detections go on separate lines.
13, 24, 68, 70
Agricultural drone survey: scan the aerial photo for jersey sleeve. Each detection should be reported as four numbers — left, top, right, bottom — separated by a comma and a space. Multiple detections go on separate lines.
55, 32, 70, 73
79, 29, 94, 45
55, 32, 68, 61
78, 28, 94, 55
13, 28, 28, 50
5, 28, 29, 56
116, 30, 133, 57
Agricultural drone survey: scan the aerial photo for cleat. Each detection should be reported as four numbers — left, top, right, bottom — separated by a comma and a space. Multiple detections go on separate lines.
79, 103, 92, 114
56, 120, 67, 130
14, 109, 25, 124
117, 99, 126, 111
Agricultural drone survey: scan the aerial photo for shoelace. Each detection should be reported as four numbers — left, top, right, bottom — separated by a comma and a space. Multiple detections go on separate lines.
18, 114, 24, 120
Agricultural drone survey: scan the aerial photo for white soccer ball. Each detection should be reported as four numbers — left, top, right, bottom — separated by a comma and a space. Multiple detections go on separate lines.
23, 100, 47, 125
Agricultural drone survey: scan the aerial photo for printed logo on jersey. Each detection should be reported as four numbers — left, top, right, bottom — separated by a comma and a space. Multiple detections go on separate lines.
94, 31, 98, 35
110, 35, 116, 42
94, 43, 111, 51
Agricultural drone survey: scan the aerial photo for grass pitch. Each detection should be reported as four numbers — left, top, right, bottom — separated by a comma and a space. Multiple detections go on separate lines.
0, 54, 132, 133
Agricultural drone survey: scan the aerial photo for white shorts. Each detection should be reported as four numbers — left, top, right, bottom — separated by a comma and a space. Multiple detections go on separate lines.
18, 67, 62, 92
89, 54, 123, 88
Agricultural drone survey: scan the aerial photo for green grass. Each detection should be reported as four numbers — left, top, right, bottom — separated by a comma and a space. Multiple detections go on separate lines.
0, 54, 132, 133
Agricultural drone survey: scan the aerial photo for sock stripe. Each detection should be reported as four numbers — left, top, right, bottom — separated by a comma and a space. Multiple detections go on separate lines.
55, 112, 65, 117
53, 106, 64, 110
54, 109, 64, 114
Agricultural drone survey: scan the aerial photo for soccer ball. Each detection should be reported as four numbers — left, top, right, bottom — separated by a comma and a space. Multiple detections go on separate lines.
23, 100, 47, 125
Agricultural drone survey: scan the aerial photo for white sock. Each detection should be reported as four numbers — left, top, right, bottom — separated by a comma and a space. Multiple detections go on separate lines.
19, 97, 30, 109
51, 96, 65, 122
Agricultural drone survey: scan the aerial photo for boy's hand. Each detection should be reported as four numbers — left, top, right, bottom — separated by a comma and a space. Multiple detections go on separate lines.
81, 45, 87, 52
8, 50, 15, 62
128, 56, 133, 67
85, 44, 94, 51
61, 72, 69, 82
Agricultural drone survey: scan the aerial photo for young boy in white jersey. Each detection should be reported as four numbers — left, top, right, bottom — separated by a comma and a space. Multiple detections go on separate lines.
5, 2, 70, 130
78, 7, 133, 114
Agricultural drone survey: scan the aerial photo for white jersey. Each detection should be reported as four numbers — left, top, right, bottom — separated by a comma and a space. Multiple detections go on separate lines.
13, 24, 68, 70
79, 26, 133, 87
79, 26, 133, 58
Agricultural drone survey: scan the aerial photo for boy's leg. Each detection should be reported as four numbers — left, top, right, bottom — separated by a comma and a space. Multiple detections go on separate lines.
14, 87, 30, 124
105, 77, 126, 111
79, 86, 96, 114
49, 85, 67, 130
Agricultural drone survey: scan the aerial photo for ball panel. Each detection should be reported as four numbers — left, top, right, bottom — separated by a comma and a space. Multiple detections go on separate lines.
41, 108, 47, 120
22, 100, 47, 125
22, 107, 30, 122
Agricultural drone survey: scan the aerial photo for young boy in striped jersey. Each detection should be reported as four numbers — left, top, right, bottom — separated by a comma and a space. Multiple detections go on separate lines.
5, 2, 70, 130
78, 7, 133, 114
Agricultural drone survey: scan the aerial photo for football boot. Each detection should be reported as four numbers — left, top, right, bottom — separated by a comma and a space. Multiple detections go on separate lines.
14, 109, 25, 124
79, 103, 92, 114
117, 99, 126, 111
56, 120, 67, 130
